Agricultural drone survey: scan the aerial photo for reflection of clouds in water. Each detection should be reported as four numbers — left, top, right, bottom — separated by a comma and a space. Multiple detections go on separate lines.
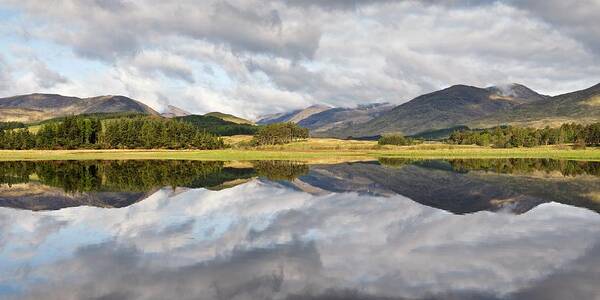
509, 242, 600, 300
11, 240, 324, 300
0, 180, 599, 299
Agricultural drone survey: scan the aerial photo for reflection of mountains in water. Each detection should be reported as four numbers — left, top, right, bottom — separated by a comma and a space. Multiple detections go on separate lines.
1, 159, 599, 214
296, 159, 600, 215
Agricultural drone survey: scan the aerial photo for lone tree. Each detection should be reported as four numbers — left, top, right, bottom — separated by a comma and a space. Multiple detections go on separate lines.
252, 122, 309, 145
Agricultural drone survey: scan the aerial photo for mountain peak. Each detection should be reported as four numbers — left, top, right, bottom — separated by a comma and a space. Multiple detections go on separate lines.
486, 83, 547, 103
161, 105, 191, 118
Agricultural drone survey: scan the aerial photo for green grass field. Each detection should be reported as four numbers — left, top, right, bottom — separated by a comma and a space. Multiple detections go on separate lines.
1, 140, 599, 162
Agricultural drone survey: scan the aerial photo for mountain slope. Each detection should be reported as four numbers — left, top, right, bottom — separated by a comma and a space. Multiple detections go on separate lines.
471, 82, 600, 128
299, 103, 394, 135
257, 104, 331, 125
325, 83, 547, 137
205, 112, 254, 124
175, 115, 258, 136
0, 93, 159, 123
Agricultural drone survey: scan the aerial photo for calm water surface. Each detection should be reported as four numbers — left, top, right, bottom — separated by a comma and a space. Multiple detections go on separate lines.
0, 159, 599, 300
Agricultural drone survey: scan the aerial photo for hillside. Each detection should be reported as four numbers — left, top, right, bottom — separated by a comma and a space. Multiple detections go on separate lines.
299, 103, 394, 135
324, 83, 547, 137
257, 104, 331, 125
0, 93, 158, 123
205, 112, 254, 124
471, 82, 600, 128
257, 103, 393, 135
175, 115, 258, 136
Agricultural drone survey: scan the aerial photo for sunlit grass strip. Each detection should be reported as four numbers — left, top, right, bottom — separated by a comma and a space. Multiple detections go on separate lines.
0, 147, 599, 162
373, 148, 600, 161
0, 149, 370, 162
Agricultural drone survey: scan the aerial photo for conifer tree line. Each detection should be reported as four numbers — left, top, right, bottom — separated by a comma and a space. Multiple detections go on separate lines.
449, 123, 600, 147
251, 122, 309, 145
0, 116, 224, 150
0, 122, 25, 131
102, 117, 223, 149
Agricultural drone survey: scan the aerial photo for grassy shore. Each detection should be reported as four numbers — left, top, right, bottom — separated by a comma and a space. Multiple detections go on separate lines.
1, 137, 599, 162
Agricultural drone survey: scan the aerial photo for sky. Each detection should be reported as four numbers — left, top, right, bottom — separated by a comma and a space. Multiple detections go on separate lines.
0, 0, 599, 119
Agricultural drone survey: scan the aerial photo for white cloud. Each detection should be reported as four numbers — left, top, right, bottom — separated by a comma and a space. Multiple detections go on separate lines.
130, 51, 196, 84
0, 55, 12, 92
1, 0, 599, 117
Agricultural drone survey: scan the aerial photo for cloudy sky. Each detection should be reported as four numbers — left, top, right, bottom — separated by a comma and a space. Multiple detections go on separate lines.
0, 0, 599, 118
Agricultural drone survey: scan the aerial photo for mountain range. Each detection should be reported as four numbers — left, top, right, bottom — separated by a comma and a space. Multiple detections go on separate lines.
257, 104, 332, 125
0, 93, 159, 123
2, 82, 599, 137
470, 82, 600, 129
0, 93, 254, 125
257, 103, 395, 134
327, 83, 550, 137
258, 83, 600, 138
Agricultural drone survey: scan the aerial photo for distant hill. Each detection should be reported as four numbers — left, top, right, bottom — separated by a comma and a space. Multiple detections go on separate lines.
257, 103, 393, 135
257, 104, 332, 125
300, 103, 394, 136
161, 105, 191, 118
324, 83, 549, 137
471, 82, 600, 128
175, 115, 258, 136
205, 112, 254, 125
0, 93, 158, 123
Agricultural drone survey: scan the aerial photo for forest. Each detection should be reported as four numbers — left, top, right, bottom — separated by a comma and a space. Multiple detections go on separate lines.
175, 115, 259, 136
0, 116, 224, 150
251, 122, 309, 145
449, 123, 600, 147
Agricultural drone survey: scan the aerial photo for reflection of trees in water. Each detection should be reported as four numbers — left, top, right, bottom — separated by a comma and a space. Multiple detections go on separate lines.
449, 159, 600, 176
378, 158, 600, 176
253, 161, 309, 181
377, 158, 417, 168
0, 161, 35, 186
0, 161, 226, 192
0, 160, 310, 193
